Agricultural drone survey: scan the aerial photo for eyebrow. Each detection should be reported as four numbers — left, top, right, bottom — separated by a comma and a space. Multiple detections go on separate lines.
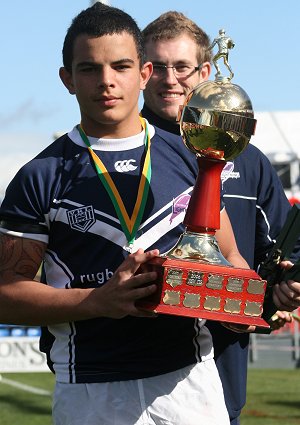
113, 58, 135, 65
152, 61, 193, 66
76, 58, 135, 68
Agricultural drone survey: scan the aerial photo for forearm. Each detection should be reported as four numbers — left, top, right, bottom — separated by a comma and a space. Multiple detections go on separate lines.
0, 234, 97, 325
226, 252, 249, 269
0, 275, 97, 325
218, 209, 249, 269
0, 246, 159, 325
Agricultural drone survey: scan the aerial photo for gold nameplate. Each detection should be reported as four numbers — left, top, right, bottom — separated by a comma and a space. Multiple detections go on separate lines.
244, 301, 262, 316
204, 296, 221, 311
166, 269, 183, 288
247, 279, 265, 295
163, 290, 180, 305
206, 274, 223, 290
227, 277, 243, 292
183, 293, 200, 308
224, 298, 241, 314
186, 270, 204, 286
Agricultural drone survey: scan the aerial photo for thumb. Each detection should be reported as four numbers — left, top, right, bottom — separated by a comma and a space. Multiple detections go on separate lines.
116, 248, 160, 277
280, 260, 294, 270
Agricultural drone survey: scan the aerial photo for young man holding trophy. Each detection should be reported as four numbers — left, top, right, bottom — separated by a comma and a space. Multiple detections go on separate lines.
0, 3, 271, 424
141, 11, 299, 425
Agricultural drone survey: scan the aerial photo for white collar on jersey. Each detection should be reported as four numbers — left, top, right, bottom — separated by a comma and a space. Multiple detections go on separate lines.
68, 118, 155, 152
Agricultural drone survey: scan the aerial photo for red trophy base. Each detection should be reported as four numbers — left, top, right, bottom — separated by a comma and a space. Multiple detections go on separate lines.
137, 157, 269, 328
139, 256, 269, 327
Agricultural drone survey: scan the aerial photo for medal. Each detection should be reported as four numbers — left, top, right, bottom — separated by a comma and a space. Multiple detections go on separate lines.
78, 118, 152, 249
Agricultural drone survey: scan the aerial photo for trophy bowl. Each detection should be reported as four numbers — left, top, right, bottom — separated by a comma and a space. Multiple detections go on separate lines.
179, 80, 256, 161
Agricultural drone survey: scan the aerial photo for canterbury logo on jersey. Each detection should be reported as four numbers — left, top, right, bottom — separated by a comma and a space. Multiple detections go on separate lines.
114, 159, 138, 173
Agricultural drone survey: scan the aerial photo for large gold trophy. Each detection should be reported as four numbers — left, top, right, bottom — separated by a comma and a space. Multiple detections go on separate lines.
140, 30, 269, 327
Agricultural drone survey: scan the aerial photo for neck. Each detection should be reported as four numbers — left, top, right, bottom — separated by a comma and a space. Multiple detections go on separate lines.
80, 114, 143, 139
141, 104, 180, 135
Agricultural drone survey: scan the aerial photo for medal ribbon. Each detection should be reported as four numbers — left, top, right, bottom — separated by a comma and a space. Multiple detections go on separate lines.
78, 117, 151, 245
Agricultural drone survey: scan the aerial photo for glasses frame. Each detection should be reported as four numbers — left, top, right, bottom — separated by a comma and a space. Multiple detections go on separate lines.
152, 63, 203, 80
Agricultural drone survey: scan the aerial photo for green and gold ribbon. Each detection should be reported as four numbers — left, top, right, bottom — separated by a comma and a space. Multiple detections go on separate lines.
78, 117, 151, 246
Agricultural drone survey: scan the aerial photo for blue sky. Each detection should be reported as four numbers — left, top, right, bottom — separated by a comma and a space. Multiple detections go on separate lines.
0, 0, 299, 194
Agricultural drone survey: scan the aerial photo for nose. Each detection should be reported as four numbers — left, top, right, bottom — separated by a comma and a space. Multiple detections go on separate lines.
97, 66, 114, 88
164, 67, 178, 84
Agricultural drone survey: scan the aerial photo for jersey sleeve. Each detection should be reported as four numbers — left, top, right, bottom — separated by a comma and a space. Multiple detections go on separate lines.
254, 150, 293, 267
0, 159, 50, 243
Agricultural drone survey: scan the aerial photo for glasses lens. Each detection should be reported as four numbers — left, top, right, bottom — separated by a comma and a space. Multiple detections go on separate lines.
152, 64, 199, 79
153, 65, 166, 76
173, 65, 194, 78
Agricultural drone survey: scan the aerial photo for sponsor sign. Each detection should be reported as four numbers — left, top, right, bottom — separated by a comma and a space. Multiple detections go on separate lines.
0, 337, 48, 373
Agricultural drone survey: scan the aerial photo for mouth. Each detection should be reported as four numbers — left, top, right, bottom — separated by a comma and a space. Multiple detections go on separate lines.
160, 92, 183, 100
94, 96, 120, 106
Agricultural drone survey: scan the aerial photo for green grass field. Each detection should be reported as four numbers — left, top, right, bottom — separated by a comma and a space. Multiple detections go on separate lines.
0, 372, 54, 425
241, 369, 300, 425
0, 369, 299, 424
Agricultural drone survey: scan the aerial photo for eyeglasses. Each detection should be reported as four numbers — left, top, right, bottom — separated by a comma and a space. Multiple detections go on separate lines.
152, 64, 202, 80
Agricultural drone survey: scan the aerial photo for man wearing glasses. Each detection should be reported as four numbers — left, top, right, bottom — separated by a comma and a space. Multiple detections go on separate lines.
142, 19, 210, 126
141, 11, 298, 425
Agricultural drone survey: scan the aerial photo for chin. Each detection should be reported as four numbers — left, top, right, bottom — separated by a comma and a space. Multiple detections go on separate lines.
161, 109, 179, 122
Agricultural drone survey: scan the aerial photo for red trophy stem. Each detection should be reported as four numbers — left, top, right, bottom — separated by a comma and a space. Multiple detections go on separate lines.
183, 157, 226, 233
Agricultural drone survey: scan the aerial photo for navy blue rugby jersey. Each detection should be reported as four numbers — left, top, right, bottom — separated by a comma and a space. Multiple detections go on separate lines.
0, 122, 214, 383
221, 143, 293, 267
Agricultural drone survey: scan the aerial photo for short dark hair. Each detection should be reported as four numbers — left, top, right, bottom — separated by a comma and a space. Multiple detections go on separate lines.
62, 2, 145, 72
142, 11, 211, 64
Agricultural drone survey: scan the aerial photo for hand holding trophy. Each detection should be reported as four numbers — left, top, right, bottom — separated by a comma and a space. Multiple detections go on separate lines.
139, 30, 270, 328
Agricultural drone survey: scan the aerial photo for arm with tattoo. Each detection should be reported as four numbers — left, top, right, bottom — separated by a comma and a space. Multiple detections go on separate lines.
0, 234, 45, 280
0, 235, 158, 325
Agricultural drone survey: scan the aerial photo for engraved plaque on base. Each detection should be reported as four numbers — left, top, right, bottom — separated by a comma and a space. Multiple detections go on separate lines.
139, 256, 268, 327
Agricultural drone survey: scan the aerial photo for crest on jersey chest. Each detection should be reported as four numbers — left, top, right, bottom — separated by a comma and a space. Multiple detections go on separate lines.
67, 205, 96, 232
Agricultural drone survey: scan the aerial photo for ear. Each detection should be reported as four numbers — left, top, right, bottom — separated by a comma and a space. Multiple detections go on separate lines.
140, 61, 153, 91
59, 67, 76, 95
200, 62, 211, 82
